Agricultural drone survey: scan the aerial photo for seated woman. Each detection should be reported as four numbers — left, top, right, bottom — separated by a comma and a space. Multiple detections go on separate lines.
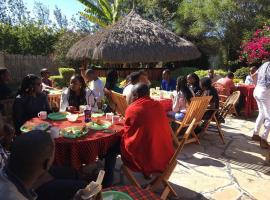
168, 76, 194, 121
60, 75, 98, 112
187, 73, 202, 96
13, 74, 51, 133
104, 69, 123, 93
200, 77, 220, 120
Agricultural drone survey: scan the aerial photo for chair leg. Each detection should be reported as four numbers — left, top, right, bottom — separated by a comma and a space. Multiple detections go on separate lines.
191, 130, 200, 145
164, 181, 177, 197
161, 186, 171, 200
121, 165, 142, 188
216, 120, 225, 144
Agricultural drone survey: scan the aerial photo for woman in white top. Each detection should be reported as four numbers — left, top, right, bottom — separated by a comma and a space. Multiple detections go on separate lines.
251, 61, 270, 148
60, 75, 98, 112
168, 76, 194, 120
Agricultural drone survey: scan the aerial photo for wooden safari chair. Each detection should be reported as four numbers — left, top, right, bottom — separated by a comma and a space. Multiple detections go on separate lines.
48, 94, 61, 111
213, 82, 228, 103
0, 98, 14, 123
173, 96, 212, 145
223, 91, 241, 116
200, 100, 234, 144
110, 91, 128, 117
122, 119, 197, 200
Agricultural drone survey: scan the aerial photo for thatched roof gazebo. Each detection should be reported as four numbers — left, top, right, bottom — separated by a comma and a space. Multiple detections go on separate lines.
67, 10, 200, 64
66, 29, 108, 61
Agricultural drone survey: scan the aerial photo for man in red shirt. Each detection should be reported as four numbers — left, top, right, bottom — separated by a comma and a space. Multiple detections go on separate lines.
217, 72, 236, 96
103, 83, 174, 187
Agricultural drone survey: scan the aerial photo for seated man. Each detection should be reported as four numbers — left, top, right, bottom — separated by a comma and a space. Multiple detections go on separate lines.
123, 71, 141, 104
217, 72, 236, 96
245, 66, 257, 85
40, 68, 53, 89
104, 83, 174, 187
0, 130, 86, 200
84, 69, 104, 102
161, 69, 176, 91
207, 69, 222, 83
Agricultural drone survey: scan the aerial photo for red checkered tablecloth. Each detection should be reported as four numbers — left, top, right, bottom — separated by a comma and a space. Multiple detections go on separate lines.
104, 186, 162, 200
25, 116, 124, 170
237, 85, 257, 117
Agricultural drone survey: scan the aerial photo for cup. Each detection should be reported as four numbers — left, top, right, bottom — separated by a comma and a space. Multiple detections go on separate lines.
38, 111, 47, 120
79, 105, 86, 113
156, 87, 160, 91
160, 90, 164, 99
106, 113, 114, 120
112, 115, 120, 124
50, 127, 60, 139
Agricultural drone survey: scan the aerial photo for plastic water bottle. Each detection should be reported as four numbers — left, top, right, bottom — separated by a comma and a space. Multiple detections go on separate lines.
84, 105, 92, 123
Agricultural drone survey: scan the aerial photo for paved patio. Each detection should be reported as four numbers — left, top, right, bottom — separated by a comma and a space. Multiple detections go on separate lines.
113, 116, 270, 200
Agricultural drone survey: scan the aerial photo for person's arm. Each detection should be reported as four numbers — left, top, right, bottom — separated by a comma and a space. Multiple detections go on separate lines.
44, 94, 52, 113
80, 68, 87, 83
59, 89, 69, 112
86, 90, 98, 112
13, 98, 25, 133
172, 94, 180, 112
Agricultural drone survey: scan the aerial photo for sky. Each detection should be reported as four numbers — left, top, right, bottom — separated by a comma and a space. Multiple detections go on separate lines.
25, 0, 86, 20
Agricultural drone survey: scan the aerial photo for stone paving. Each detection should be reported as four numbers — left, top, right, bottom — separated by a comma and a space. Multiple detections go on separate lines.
113, 116, 270, 200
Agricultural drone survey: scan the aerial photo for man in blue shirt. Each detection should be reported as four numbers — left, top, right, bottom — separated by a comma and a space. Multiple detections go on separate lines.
161, 69, 176, 91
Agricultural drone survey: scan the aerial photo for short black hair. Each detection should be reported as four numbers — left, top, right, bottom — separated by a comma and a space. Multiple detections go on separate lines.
162, 69, 170, 75
200, 77, 212, 89
132, 83, 150, 98
40, 68, 49, 76
85, 69, 95, 76
227, 72, 234, 79
130, 71, 141, 85
8, 130, 54, 180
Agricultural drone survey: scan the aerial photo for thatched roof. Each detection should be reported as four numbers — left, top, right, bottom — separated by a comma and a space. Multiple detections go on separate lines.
66, 29, 107, 60
67, 11, 201, 63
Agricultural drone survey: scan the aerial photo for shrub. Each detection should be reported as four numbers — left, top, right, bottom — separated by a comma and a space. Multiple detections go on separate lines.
195, 70, 208, 78
234, 67, 249, 80
195, 69, 227, 78
50, 75, 65, 88
59, 68, 75, 84
50, 67, 75, 88
171, 67, 198, 79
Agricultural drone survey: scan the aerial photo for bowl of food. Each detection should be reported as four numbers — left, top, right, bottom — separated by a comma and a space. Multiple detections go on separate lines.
60, 126, 88, 138
66, 114, 79, 122
87, 119, 112, 130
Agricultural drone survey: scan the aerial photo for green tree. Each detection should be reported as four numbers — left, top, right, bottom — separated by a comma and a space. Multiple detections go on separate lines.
53, 31, 85, 66
174, 0, 270, 67
77, 0, 123, 27
54, 6, 68, 29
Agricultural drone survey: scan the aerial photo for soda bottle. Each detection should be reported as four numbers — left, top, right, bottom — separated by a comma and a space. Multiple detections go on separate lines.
84, 105, 92, 123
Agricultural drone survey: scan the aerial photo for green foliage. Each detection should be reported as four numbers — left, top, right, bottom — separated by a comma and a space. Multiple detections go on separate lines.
50, 75, 65, 88
51, 67, 75, 88
171, 67, 198, 79
195, 69, 227, 78
59, 67, 75, 84
234, 67, 250, 80
175, 0, 270, 67
53, 31, 85, 66
0, 22, 59, 55
78, 0, 123, 27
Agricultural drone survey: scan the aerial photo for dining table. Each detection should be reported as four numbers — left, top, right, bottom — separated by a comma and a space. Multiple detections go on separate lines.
104, 186, 162, 200
23, 115, 124, 170
237, 84, 257, 117
150, 90, 173, 112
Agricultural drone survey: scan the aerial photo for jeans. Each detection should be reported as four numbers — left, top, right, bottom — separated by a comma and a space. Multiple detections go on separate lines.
253, 86, 270, 140
103, 140, 121, 188
36, 166, 87, 200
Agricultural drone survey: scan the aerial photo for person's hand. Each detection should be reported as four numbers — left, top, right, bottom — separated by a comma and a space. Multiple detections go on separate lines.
67, 106, 77, 113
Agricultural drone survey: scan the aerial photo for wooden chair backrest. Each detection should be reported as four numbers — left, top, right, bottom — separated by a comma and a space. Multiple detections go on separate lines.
48, 94, 61, 110
151, 119, 197, 188
213, 82, 228, 96
224, 91, 240, 107
110, 91, 128, 116
181, 96, 212, 125
103, 88, 116, 112
0, 98, 14, 116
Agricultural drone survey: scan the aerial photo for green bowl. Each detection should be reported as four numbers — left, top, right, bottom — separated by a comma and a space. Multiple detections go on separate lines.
61, 126, 88, 139
87, 120, 111, 130
48, 112, 69, 121
102, 191, 133, 200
